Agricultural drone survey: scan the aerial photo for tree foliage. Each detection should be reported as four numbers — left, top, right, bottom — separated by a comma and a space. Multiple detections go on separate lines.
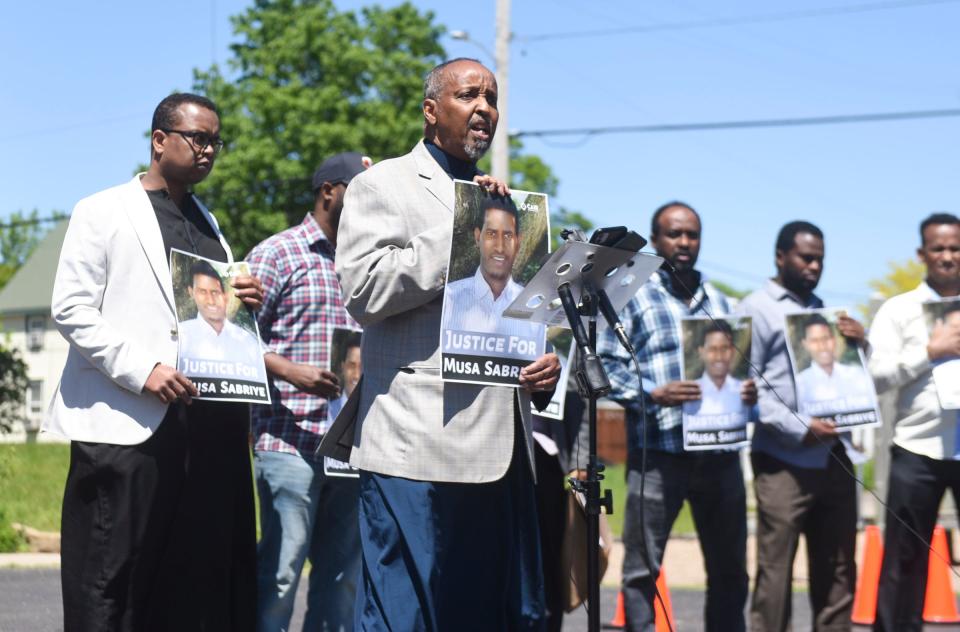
192, 0, 446, 256
0, 342, 28, 435
0, 210, 66, 290
869, 258, 925, 299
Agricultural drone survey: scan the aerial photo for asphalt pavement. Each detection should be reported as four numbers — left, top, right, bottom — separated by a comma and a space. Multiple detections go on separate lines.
3, 567, 960, 631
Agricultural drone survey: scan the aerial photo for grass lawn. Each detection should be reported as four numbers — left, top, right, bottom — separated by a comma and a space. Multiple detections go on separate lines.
0, 443, 71, 532
599, 463, 695, 539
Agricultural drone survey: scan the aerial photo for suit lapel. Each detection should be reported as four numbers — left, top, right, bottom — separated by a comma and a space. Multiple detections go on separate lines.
413, 141, 454, 213
122, 175, 176, 315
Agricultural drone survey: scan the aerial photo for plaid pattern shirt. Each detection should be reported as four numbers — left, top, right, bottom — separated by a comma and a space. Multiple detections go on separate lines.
598, 268, 731, 454
246, 214, 358, 459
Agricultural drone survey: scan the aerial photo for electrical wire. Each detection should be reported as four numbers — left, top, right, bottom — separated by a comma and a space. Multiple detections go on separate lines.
520, 0, 960, 43
513, 108, 960, 140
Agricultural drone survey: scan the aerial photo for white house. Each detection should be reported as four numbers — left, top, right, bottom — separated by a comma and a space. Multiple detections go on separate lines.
0, 221, 69, 442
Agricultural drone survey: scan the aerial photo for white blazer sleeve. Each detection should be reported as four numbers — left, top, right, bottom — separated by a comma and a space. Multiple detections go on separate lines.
51, 196, 157, 394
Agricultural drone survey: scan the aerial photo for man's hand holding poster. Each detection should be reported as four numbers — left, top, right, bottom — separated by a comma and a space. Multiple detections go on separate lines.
784, 308, 879, 428
170, 249, 270, 403
922, 297, 960, 409
440, 181, 550, 386
680, 317, 753, 450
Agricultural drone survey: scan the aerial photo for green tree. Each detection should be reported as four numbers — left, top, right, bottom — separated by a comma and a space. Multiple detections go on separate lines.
191, 0, 445, 256
0, 210, 66, 290
190, 0, 576, 257
0, 342, 28, 435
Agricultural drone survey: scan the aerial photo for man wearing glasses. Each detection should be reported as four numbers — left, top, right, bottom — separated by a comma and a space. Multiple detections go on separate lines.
45, 93, 263, 632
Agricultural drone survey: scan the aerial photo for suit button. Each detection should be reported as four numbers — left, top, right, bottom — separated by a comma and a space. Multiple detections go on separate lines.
169, 329, 178, 338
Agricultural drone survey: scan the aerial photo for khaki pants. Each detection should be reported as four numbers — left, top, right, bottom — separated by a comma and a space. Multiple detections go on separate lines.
750, 447, 857, 632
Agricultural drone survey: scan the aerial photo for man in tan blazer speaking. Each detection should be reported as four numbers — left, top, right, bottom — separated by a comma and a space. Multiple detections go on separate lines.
335, 58, 561, 630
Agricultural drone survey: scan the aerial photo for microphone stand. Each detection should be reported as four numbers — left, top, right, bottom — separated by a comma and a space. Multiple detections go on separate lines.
559, 281, 613, 632
500, 229, 661, 631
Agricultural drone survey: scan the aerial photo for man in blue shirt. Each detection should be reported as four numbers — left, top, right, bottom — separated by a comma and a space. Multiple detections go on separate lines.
598, 201, 756, 632
737, 221, 866, 632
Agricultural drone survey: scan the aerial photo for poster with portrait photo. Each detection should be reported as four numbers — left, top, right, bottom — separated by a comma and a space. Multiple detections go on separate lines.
440, 180, 550, 386
679, 316, 753, 450
784, 308, 879, 428
170, 249, 270, 404
324, 326, 362, 477
531, 327, 576, 420
922, 297, 960, 409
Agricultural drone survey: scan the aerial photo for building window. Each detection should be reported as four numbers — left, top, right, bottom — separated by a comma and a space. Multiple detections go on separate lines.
26, 380, 43, 426
26, 316, 44, 352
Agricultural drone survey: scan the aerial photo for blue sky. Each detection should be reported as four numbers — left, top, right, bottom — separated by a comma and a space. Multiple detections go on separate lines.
2, 0, 958, 307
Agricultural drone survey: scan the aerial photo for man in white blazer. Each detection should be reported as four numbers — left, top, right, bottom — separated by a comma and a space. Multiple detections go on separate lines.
45, 93, 263, 632
335, 58, 561, 630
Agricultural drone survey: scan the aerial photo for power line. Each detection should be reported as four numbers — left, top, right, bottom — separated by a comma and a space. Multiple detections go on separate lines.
520, 0, 960, 43
513, 108, 960, 139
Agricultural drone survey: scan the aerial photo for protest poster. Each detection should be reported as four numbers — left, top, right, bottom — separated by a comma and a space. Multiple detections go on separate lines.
325, 326, 362, 477
170, 249, 270, 404
784, 308, 880, 428
680, 316, 753, 450
532, 327, 576, 420
440, 180, 550, 386
922, 297, 960, 409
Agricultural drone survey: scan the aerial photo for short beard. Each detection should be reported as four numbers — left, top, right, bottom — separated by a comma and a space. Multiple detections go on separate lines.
463, 138, 491, 161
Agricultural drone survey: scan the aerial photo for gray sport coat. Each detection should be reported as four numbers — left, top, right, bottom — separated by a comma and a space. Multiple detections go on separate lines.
334, 140, 538, 483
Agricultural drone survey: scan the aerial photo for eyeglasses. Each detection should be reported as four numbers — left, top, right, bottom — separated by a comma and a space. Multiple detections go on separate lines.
161, 129, 225, 154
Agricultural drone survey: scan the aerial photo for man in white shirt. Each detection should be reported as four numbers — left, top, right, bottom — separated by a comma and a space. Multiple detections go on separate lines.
178, 260, 266, 383
796, 313, 873, 414
685, 320, 745, 417
869, 213, 960, 632
441, 196, 544, 347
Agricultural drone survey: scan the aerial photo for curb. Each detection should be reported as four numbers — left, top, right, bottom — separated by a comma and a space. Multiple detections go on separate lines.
0, 553, 60, 569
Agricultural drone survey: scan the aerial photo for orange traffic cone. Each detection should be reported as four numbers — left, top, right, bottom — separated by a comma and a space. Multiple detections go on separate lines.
654, 568, 676, 632
851, 525, 884, 625
607, 591, 626, 628
923, 525, 960, 623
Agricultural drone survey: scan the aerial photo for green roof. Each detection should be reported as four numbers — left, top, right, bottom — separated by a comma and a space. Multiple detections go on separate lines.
0, 220, 69, 315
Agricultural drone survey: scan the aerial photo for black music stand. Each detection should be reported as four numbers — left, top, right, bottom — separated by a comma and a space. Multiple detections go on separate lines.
506, 240, 663, 632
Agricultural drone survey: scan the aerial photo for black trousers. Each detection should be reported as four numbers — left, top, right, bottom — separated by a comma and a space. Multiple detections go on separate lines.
60, 401, 256, 632
874, 444, 960, 632
534, 441, 567, 632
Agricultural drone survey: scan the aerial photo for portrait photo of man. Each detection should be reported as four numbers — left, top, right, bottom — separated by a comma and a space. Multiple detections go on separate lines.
680, 316, 754, 450
442, 193, 544, 342
327, 328, 362, 424
788, 309, 877, 419
922, 298, 960, 408
175, 254, 268, 389
684, 319, 747, 417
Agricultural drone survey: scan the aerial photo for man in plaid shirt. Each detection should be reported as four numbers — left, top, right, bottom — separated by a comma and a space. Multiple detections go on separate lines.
247, 152, 369, 632
597, 202, 756, 632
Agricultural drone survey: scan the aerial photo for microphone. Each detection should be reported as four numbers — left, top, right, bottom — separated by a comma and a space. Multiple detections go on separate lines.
597, 288, 634, 354
558, 282, 611, 398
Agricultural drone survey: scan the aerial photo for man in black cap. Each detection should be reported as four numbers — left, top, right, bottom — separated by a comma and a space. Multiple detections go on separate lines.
246, 152, 370, 631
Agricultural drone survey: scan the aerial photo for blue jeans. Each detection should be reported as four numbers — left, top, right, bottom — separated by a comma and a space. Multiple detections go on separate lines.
255, 450, 361, 632
622, 450, 748, 632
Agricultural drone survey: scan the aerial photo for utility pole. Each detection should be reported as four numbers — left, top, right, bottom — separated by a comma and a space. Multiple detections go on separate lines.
491, 0, 511, 182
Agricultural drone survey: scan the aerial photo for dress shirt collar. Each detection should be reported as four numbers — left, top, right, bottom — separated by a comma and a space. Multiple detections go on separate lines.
470, 266, 517, 304
763, 278, 822, 308
298, 213, 334, 252
652, 267, 709, 310
423, 139, 480, 181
